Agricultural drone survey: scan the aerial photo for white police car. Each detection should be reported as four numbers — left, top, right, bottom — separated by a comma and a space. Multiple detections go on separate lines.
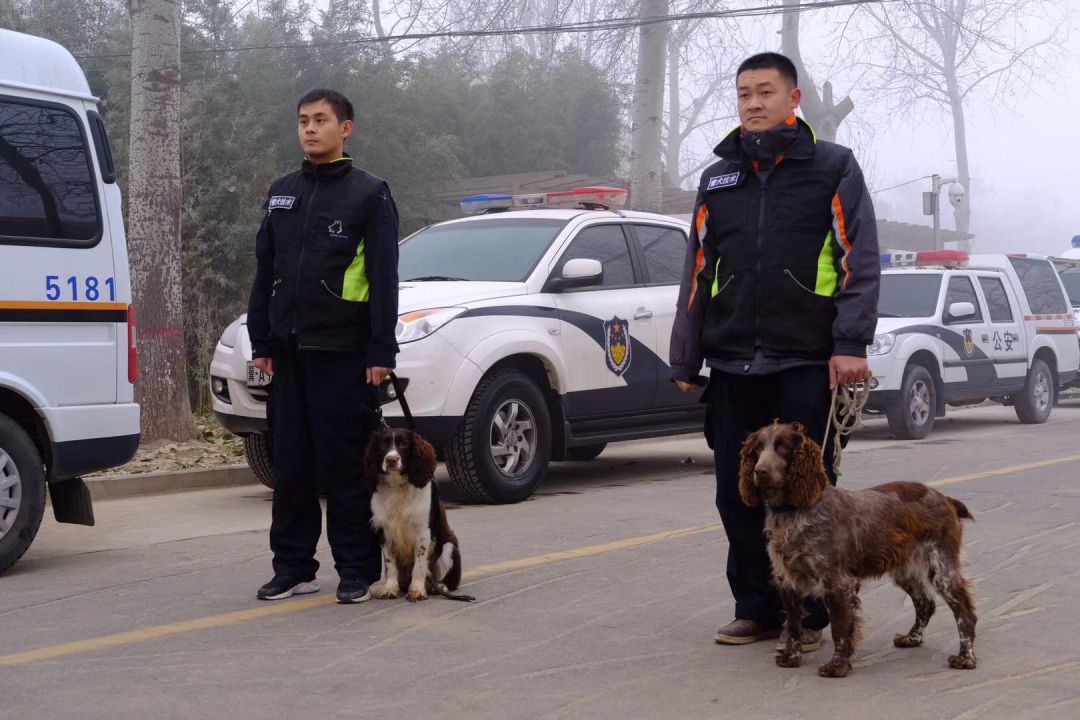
211, 187, 701, 502
867, 250, 1079, 439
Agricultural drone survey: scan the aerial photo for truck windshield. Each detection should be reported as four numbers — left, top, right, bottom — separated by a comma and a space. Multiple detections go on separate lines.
399, 218, 568, 283
878, 273, 942, 318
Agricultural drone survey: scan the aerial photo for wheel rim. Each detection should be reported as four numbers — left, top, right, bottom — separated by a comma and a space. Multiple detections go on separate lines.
489, 398, 538, 478
908, 379, 931, 426
1034, 371, 1051, 413
0, 448, 22, 541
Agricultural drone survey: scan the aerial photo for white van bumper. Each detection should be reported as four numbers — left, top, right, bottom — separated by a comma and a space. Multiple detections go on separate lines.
39, 403, 140, 480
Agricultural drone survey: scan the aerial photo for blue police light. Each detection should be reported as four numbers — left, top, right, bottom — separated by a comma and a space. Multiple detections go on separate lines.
1072, 235, 1080, 248
460, 193, 513, 216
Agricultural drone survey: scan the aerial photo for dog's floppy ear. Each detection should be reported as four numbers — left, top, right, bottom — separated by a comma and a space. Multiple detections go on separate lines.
405, 430, 437, 488
784, 428, 828, 508
363, 433, 383, 491
738, 429, 762, 508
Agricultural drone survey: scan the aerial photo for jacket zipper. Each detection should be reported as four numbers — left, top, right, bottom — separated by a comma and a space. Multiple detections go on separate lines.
293, 176, 320, 339
783, 269, 817, 295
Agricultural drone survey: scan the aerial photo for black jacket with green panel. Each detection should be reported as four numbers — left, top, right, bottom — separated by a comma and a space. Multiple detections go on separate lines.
247, 156, 400, 365
669, 117, 880, 383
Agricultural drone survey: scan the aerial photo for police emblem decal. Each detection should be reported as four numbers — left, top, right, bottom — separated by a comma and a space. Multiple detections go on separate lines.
963, 328, 975, 357
604, 316, 632, 376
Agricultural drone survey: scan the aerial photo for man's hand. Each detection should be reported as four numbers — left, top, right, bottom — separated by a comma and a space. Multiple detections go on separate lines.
367, 366, 391, 385
253, 357, 273, 377
675, 380, 701, 393
829, 355, 869, 389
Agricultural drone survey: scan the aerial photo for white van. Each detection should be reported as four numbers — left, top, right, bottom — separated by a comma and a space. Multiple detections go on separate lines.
0, 30, 140, 573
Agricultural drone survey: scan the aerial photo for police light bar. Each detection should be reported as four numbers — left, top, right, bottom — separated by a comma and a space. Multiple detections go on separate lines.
1072, 235, 1080, 248
546, 186, 627, 210
460, 193, 513, 215
881, 250, 968, 269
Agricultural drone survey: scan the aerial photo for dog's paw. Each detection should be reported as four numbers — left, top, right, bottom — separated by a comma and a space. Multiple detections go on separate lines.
371, 583, 400, 599
818, 658, 852, 678
406, 588, 428, 603
948, 653, 977, 670
893, 633, 923, 648
775, 651, 802, 669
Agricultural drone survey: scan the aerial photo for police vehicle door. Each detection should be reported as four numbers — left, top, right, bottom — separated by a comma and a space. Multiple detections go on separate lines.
941, 273, 994, 399
549, 223, 657, 415
627, 222, 699, 409
975, 273, 1026, 387
0, 97, 121, 408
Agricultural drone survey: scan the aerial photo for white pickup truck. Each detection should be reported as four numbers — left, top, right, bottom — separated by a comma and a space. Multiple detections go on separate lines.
867, 251, 1079, 439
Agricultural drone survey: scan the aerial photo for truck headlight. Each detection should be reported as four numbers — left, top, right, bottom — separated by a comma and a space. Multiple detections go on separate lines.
395, 307, 466, 344
868, 333, 895, 356
219, 318, 242, 349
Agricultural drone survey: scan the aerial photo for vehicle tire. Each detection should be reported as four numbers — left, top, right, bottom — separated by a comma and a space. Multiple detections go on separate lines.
564, 443, 607, 461
1013, 358, 1054, 424
243, 432, 275, 489
0, 414, 46, 575
886, 364, 936, 440
445, 369, 552, 504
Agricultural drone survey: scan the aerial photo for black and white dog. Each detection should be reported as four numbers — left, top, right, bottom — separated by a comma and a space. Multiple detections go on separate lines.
364, 427, 468, 602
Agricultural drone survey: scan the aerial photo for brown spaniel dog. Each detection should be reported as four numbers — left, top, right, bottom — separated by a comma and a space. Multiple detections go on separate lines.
364, 428, 463, 602
739, 421, 976, 677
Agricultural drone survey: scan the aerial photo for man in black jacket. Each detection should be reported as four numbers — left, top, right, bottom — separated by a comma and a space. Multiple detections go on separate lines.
247, 88, 399, 603
670, 54, 879, 648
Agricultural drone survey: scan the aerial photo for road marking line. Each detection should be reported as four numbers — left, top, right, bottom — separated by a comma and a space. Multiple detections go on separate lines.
926, 454, 1080, 488
6, 450, 1080, 668
0, 523, 721, 666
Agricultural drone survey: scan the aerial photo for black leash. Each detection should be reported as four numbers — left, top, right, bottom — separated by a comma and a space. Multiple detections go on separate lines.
380, 372, 476, 604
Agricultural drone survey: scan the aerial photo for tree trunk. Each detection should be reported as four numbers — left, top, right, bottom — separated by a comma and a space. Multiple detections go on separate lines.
629, 0, 668, 212
128, 0, 197, 440
780, 0, 853, 142
664, 33, 681, 190
947, 80, 971, 249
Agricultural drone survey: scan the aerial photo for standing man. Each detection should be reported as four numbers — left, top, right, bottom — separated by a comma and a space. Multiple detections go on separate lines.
248, 89, 399, 604
670, 53, 879, 649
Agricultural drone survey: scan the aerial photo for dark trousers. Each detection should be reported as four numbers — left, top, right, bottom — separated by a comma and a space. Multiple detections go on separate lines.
706, 365, 839, 631
267, 343, 381, 582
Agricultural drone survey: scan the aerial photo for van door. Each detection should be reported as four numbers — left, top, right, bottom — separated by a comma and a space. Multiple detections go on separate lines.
940, 274, 995, 400
0, 96, 119, 407
976, 273, 1027, 392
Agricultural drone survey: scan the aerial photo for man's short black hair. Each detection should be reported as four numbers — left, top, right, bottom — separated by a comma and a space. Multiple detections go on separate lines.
297, 88, 354, 122
737, 52, 798, 88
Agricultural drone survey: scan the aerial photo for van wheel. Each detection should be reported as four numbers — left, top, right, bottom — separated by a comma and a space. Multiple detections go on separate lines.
445, 369, 551, 504
564, 443, 607, 461
0, 414, 46, 575
1013, 358, 1054, 424
886, 364, 936, 440
243, 432, 275, 489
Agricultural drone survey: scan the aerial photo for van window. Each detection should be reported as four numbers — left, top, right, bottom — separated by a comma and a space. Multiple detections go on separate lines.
978, 276, 1015, 323
0, 97, 101, 246
1008, 257, 1068, 315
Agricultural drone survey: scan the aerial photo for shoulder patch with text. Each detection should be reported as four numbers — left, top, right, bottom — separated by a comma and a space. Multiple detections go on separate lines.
706, 172, 740, 191
268, 195, 296, 211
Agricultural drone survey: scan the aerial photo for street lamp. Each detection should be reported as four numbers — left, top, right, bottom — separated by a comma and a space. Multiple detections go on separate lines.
923, 174, 965, 250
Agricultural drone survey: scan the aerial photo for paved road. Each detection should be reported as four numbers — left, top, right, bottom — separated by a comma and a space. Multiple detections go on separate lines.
4, 401, 1080, 719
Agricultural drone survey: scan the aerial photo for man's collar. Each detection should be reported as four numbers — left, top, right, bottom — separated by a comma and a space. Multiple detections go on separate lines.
713, 116, 818, 162
302, 153, 353, 177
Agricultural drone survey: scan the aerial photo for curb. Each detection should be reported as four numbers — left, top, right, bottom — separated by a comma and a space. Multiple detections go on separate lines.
83, 464, 261, 501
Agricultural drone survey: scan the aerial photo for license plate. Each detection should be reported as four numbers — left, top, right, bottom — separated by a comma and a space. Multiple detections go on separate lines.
246, 362, 271, 387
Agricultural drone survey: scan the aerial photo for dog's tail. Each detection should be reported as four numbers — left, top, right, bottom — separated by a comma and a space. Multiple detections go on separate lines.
948, 496, 974, 521
425, 576, 476, 602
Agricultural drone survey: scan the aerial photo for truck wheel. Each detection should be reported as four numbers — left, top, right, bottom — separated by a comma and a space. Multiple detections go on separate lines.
445, 369, 551, 503
0, 414, 46, 575
564, 443, 607, 461
243, 432, 275, 489
886, 364, 936, 440
1013, 358, 1054, 424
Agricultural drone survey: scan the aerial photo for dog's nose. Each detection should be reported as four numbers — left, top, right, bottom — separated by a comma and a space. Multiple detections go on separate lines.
754, 467, 770, 481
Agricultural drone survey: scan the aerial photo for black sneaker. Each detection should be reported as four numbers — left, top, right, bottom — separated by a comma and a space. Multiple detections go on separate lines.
336, 577, 372, 604
256, 575, 319, 601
